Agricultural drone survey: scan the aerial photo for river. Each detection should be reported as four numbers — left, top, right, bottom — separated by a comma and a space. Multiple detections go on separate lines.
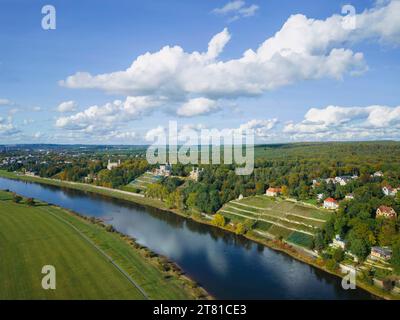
0, 177, 373, 300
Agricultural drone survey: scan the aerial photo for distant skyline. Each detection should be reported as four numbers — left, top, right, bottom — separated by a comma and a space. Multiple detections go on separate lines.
0, 0, 400, 144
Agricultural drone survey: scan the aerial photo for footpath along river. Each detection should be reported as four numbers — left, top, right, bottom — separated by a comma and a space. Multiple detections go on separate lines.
0, 177, 373, 299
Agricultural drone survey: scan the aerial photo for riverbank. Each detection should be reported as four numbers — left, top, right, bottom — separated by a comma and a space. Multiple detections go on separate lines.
0, 187, 211, 300
0, 170, 397, 300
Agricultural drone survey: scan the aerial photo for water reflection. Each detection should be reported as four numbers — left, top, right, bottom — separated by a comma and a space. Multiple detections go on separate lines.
0, 177, 374, 300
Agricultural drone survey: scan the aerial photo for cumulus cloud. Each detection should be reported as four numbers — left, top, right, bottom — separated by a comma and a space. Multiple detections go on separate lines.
55, 96, 162, 132
145, 125, 166, 142
284, 105, 400, 140
212, 1, 259, 21
177, 98, 219, 117
57, 100, 77, 113
60, 0, 400, 105
237, 119, 278, 137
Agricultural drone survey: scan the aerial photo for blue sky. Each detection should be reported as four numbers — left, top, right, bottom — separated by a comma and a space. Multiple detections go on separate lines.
0, 0, 399, 144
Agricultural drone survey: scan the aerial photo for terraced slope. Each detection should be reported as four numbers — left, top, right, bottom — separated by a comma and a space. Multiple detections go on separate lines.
218, 195, 332, 248
127, 172, 163, 191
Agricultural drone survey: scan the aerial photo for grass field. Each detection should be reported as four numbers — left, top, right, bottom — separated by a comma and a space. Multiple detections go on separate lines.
218, 195, 332, 248
0, 190, 203, 300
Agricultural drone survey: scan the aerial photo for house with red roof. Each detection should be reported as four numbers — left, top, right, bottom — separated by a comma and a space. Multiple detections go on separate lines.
376, 205, 397, 219
323, 197, 339, 210
266, 187, 281, 197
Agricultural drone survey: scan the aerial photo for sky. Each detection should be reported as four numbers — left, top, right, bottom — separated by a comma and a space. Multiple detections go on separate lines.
0, 0, 399, 144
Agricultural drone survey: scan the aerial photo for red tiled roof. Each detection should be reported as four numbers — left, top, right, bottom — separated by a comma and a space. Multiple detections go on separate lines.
324, 197, 337, 203
267, 187, 281, 193
377, 205, 396, 214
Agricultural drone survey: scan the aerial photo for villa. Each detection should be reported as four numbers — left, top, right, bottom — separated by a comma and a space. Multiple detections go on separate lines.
323, 198, 339, 210
189, 167, 203, 181
370, 246, 392, 261
107, 159, 121, 170
373, 171, 383, 177
382, 185, 398, 197
376, 205, 397, 219
155, 163, 172, 177
266, 187, 281, 197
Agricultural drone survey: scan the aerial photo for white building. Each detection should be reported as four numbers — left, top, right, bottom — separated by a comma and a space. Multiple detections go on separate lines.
189, 167, 203, 181
107, 159, 121, 170
373, 171, 383, 177
331, 235, 346, 250
323, 198, 339, 210
155, 163, 172, 177
335, 175, 357, 186
266, 187, 281, 197
382, 186, 398, 197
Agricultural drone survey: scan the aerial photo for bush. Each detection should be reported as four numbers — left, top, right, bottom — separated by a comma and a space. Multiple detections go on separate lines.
212, 213, 226, 227
105, 225, 115, 232
12, 194, 22, 203
26, 198, 35, 206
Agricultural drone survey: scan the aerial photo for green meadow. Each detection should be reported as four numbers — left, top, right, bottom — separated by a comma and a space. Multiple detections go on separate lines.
0, 190, 201, 300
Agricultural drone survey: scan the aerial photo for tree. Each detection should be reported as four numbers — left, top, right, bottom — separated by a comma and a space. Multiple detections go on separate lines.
26, 198, 35, 206
350, 238, 369, 261
255, 182, 265, 195
212, 213, 226, 227
186, 192, 197, 210
165, 192, 176, 209
281, 185, 289, 197
333, 248, 345, 263
391, 240, 400, 274
314, 230, 325, 252
235, 223, 246, 235
377, 220, 397, 246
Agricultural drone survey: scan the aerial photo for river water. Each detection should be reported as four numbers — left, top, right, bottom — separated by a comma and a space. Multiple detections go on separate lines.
0, 177, 373, 299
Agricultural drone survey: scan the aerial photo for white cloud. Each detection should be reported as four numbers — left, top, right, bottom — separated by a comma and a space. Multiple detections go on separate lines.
213, 0, 246, 15
0, 117, 20, 136
237, 119, 278, 137
145, 125, 166, 142
212, 1, 259, 20
60, 1, 400, 105
32, 106, 42, 112
55, 96, 162, 132
106, 130, 137, 141
283, 105, 400, 140
57, 100, 77, 113
177, 98, 219, 117
0, 98, 12, 106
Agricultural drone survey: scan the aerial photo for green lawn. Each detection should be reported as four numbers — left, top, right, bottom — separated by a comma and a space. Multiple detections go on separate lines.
0, 190, 202, 300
